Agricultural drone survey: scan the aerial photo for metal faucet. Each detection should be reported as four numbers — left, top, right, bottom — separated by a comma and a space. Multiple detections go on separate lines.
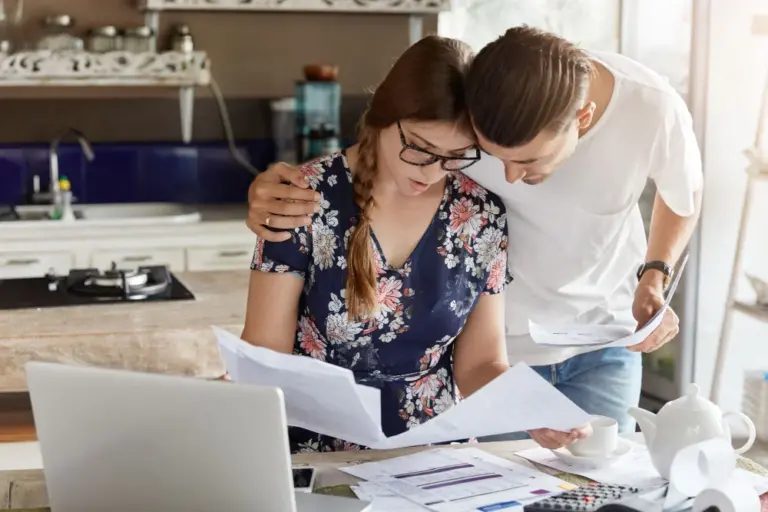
33, 128, 95, 204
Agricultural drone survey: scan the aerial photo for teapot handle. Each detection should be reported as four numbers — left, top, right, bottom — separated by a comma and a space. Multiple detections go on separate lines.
723, 411, 756, 454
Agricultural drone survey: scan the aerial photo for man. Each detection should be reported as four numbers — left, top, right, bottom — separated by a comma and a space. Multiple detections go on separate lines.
243, 26, 703, 448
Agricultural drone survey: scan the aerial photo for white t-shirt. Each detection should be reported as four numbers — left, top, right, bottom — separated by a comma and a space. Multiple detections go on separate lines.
463, 50, 703, 366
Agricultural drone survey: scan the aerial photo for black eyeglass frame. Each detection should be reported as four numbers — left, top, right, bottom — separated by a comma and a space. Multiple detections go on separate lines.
397, 121, 481, 171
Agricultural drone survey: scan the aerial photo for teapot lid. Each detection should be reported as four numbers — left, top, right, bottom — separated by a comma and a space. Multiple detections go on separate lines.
662, 383, 720, 414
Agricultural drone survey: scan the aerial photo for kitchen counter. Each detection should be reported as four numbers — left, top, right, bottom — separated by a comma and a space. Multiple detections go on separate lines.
0, 270, 250, 393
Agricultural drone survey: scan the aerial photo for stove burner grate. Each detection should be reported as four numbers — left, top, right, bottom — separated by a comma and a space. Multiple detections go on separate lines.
65, 262, 172, 300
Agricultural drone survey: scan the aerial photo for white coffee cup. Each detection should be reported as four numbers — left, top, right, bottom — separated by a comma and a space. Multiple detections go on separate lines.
566, 415, 619, 457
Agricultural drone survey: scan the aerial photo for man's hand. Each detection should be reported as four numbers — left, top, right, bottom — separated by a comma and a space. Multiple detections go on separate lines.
246, 162, 321, 242
628, 272, 680, 353
527, 424, 593, 449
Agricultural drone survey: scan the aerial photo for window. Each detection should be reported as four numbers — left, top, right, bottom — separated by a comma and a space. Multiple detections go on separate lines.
438, 0, 622, 53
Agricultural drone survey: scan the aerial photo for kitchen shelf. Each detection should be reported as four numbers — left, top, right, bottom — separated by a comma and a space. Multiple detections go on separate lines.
0, 50, 210, 87
139, 0, 451, 13
733, 301, 768, 323
0, 50, 211, 143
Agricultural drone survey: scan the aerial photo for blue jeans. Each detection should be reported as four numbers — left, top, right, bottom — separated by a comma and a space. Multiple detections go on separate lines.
480, 347, 642, 442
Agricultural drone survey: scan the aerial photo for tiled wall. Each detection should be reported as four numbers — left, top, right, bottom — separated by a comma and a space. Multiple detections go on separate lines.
0, 141, 274, 205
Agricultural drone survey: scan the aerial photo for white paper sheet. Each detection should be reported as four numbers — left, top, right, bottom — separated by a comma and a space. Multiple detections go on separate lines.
214, 328, 591, 450
515, 440, 768, 497
529, 253, 689, 349
214, 327, 383, 446
351, 482, 428, 511
515, 442, 667, 490
342, 448, 573, 512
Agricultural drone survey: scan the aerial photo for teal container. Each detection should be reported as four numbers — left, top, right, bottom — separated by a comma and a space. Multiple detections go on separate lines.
295, 81, 341, 161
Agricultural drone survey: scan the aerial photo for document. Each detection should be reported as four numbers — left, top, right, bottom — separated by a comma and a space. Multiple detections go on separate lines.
529, 253, 689, 349
351, 482, 427, 511
515, 441, 768, 496
215, 327, 382, 447
342, 448, 575, 512
214, 328, 591, 450
515, 442, 667, 490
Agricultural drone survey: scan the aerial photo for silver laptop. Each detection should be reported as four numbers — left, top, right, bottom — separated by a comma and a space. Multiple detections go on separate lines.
26, 361, 370, 512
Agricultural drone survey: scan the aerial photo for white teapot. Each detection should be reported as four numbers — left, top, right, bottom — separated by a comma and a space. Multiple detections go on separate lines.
627, 383, 756, 480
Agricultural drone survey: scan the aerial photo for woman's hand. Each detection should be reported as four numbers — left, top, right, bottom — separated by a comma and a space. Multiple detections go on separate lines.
527, 424, 593, 449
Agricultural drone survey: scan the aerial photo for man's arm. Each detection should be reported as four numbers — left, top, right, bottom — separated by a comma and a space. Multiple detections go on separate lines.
629, 190, 702, 353
247, 163, 321, 242
643, 189, 702, 288
630, 88, 704, 353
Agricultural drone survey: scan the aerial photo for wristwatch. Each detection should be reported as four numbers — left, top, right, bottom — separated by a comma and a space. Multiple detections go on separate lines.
636, 260, 673, 289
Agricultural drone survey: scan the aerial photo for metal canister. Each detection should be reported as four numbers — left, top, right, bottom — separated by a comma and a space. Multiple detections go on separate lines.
170, 24, 194, 54
86, 26, 120, 53
122, 26, 153, 53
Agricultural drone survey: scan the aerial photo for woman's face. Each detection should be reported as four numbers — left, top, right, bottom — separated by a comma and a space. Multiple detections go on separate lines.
377, 120, 477, 197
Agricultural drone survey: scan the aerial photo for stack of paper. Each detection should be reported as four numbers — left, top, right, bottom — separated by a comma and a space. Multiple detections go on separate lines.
515, 442, 666, 490
214, 327, 591, 449
343, 448, 577, 511
529, 253, 689, 349
515, 442, 768, 495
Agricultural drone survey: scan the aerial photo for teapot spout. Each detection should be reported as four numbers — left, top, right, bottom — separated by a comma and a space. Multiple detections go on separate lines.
628, 406, 657, 446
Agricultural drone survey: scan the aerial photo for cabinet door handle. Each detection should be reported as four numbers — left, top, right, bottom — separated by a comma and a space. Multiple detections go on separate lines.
122, 255, 153, 263
217, 250, 248, 258
3, 258, 40, 266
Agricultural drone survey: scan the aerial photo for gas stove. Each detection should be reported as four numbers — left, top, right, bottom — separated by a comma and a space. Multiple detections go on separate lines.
0, 263, 195, 310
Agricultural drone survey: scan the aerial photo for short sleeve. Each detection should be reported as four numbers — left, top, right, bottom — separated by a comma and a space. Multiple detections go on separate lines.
478, 200, 514, 296
648, 91, 703, 217
250, 227, 311, 278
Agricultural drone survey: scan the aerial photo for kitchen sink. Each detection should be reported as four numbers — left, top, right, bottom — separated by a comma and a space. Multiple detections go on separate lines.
0, 203, 201, 227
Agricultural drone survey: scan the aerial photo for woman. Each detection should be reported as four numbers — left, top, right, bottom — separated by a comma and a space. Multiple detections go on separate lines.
242, 36, 512, 453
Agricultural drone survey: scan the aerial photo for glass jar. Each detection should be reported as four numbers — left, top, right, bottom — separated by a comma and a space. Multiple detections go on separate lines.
37, 14, 83, 52
122, 26, 153, 53
86, 26, 120, 53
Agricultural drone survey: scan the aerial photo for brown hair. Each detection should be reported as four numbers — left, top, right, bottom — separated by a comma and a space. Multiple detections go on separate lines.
345, 35, 473, 321
465, 25, 595, 148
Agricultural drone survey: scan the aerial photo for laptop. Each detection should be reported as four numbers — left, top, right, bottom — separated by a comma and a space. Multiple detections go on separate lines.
25, 361, 371, 512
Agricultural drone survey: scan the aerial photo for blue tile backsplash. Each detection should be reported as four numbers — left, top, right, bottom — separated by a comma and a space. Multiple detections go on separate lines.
0, 140, 275, 205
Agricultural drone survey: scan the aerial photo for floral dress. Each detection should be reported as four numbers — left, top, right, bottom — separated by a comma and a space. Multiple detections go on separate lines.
251, 151, 512, 453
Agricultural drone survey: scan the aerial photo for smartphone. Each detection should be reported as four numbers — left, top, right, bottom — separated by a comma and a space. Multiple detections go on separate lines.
292, 466, 317, 493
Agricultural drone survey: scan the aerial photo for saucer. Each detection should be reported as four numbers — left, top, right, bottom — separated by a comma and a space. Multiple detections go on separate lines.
550, 437, 633, 470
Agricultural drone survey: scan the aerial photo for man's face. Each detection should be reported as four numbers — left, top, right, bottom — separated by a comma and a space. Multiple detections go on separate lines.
473, 103, 595, 185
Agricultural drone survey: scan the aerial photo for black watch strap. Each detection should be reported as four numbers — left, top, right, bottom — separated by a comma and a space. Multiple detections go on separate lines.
637, 260, 673, 287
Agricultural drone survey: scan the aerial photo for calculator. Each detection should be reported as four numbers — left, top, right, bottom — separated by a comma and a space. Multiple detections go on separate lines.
523, 482, 641, 511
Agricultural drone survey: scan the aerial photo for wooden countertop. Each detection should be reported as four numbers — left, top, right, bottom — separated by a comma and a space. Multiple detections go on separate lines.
0, 270, 250, 393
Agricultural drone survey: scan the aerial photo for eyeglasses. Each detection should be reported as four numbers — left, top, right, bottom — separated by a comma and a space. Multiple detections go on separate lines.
397, 121, 481, 171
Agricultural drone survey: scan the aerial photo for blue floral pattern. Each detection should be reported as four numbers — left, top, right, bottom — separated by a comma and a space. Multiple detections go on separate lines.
251, 151, 512, 453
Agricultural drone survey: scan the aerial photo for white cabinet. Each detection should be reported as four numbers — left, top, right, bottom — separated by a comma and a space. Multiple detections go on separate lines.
1, 217, 254, 276
90, 248, 186, 271
186, 246, 253, 272
0, 251, 75, 279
